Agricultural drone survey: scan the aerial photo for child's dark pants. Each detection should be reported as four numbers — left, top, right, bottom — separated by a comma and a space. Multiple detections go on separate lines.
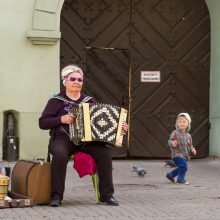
168, 157, 188, 183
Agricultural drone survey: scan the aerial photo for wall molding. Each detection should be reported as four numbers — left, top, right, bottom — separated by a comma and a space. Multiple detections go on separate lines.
27, 0, 64, 45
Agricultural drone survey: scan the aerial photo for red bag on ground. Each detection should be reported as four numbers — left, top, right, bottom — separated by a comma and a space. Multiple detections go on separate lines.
73, 152, 97, 178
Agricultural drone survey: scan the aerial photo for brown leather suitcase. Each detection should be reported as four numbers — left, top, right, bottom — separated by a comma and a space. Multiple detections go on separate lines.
11, 160, 51, 205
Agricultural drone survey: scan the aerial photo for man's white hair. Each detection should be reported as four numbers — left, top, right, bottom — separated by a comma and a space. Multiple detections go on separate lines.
61, 64, 83, 85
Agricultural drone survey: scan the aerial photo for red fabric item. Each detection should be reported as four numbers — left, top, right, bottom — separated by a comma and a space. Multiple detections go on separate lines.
73, 152, 97, 178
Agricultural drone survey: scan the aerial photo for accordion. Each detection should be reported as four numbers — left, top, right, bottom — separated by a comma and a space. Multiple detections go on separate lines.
69, 103, 128, 147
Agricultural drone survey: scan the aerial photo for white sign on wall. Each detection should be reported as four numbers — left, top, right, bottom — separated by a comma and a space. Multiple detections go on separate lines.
141, 71, 161, 82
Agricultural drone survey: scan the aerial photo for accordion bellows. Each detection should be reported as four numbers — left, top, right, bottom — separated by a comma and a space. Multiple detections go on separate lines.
69, 103, 127, 147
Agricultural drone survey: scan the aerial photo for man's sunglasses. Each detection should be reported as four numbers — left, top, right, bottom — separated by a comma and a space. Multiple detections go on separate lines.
67, 77, 83, 82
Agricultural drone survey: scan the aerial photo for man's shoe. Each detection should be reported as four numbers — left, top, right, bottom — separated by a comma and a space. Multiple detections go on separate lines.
100, 195, 119, 206
50, 199, 61, 207
166, 173, 175, 183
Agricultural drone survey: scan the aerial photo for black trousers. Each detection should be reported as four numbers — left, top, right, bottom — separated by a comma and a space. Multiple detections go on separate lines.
49, 138, 114, 201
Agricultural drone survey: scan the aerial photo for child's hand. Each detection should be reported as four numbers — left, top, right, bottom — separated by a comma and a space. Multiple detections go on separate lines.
191, 148, 197, 156
172, 139, 178, 147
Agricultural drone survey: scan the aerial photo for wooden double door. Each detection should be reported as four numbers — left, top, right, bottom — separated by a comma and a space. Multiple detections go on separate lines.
60, 0, 210, 158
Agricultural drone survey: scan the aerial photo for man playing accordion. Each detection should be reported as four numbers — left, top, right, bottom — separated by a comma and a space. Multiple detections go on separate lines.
39, 64, 128, 207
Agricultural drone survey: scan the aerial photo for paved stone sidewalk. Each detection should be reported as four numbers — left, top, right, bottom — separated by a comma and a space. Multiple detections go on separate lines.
1, 157, 220, 219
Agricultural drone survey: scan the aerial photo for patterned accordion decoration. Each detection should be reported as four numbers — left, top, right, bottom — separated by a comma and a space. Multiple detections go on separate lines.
69, 103, 128, 147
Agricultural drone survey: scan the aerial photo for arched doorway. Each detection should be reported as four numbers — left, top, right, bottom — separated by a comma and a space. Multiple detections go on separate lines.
60, 0, 210, 158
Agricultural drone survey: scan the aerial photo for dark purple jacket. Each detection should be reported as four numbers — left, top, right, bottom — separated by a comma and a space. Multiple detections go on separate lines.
39, 91, 96, 139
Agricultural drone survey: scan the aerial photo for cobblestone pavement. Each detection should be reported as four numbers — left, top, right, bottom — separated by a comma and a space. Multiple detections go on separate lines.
1, 157, 220, 220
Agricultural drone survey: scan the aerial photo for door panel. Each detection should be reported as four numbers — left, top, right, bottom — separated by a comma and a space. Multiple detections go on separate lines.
86, 48, 129, 157
60, 0, 130, 70
129, 0, 210, 157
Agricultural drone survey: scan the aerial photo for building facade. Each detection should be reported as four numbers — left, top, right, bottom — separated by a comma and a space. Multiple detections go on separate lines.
0, 0, 219, 160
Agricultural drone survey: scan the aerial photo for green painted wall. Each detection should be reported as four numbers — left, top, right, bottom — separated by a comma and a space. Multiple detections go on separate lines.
0, 0, 60, 160
206, 0, 220, 156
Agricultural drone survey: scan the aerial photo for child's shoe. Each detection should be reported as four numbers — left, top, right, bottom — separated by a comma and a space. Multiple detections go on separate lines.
166, 173, 175, 182
176, 180, 189, 185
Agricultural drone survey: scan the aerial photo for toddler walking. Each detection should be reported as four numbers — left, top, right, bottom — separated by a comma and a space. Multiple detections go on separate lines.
166, 113, 196, 184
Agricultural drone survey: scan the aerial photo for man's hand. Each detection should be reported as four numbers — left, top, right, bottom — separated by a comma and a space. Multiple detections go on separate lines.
121, 122, 129, 135
61, 114, 76, 124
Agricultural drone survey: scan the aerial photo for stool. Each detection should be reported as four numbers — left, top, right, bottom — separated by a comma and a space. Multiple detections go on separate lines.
73, 152, 100, 204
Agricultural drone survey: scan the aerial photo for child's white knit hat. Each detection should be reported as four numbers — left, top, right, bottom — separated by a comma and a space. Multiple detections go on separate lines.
176, 113, 191, 131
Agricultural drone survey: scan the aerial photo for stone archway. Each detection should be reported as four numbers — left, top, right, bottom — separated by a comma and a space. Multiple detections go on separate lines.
27, 0, 64, 45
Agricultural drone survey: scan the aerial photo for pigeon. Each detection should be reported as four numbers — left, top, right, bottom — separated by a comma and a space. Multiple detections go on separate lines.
133, 166, 146, 176
164, 160, 176, 168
